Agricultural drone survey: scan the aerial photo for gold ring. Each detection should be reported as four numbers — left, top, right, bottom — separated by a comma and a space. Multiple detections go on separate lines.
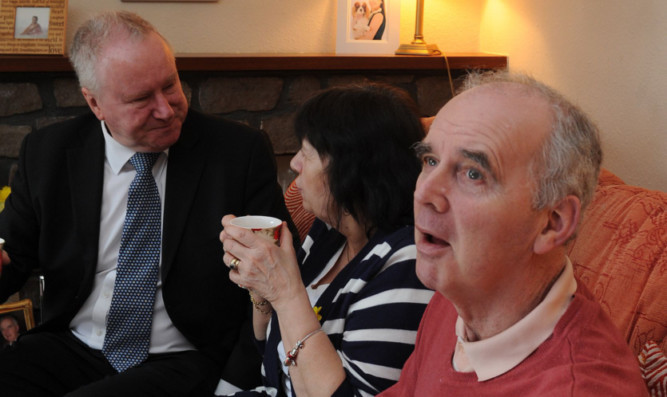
229, 257, 240, 270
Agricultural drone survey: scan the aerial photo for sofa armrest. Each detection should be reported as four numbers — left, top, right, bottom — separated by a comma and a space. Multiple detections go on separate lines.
569, 169, 667, 356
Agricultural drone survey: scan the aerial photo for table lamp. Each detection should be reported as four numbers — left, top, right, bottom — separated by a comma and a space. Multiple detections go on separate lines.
396, 0, 441, 55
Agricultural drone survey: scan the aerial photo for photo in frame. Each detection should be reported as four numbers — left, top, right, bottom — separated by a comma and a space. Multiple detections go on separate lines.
0, 0, 67, 55
336, 0, 400, 55
0, 299, 35, 348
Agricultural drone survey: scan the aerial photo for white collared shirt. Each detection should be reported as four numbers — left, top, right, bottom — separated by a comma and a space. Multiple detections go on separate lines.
454, 258, 577, 381
70, 121, 195, 353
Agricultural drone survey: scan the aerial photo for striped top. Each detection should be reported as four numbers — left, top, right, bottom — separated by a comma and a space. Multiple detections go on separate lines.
233, 219, 433, 397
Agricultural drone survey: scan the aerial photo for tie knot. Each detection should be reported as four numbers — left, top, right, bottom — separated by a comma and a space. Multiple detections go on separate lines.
130, 152, 161, 174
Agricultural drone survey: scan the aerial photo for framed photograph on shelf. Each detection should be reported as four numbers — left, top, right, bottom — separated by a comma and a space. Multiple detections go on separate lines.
0, 0, 67, 55
336, 0, 400, 55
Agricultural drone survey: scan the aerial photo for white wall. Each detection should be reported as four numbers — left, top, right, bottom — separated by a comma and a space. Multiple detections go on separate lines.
64, 0, 665, 190
65, 0, 481, 53
66, 1, 337, 53
479, 0, 666, 191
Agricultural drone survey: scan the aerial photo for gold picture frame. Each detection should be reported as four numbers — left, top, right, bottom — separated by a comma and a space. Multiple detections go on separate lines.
0, 0, 67, 55
0, 298, 35, 334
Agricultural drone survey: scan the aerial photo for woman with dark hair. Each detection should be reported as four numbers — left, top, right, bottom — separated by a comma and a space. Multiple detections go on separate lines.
220, 83, 432, 396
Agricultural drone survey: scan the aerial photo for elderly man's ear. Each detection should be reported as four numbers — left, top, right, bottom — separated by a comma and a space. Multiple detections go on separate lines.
81, 88, 105, 121
533, 195, 581, 255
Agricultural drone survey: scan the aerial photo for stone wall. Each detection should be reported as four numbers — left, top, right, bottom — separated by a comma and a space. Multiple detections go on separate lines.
0, 68, 463, 189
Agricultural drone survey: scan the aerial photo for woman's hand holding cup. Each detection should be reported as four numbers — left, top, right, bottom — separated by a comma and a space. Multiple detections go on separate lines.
220, 215, 303, 307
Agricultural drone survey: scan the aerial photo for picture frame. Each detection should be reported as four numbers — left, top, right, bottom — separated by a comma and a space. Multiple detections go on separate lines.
336, 0, 400, 55
0, 299, 35, 342
0, 0, 67, 55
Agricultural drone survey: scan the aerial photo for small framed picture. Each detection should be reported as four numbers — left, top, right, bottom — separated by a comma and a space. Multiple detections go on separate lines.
335, 0, 400, 55
14, 7, 50, 39
0, 299, 35, 348
0, 0, 67, 55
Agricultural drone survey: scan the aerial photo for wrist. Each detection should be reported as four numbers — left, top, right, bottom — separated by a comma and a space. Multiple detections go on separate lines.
249, 291, 272, 315
270, 286, 310, 314
283, 328, 323, 367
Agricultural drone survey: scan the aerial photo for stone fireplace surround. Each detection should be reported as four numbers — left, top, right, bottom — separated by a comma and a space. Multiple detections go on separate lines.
0, 53, 506, 188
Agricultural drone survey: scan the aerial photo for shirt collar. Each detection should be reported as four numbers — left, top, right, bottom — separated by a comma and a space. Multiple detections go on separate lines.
101, 121, 168, 174
455, 257, 577, 381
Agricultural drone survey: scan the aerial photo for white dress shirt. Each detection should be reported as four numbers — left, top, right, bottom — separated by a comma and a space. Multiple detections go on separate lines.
70, 121, 195, 353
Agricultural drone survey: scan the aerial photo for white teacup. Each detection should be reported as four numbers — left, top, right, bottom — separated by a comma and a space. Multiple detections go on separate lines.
230, 216, 282, 245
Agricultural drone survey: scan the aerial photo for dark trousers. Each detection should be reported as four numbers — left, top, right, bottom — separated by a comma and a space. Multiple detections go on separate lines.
0, 331, 221, 397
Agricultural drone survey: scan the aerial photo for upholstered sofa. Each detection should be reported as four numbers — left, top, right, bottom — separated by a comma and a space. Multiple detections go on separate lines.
283, 168, 667, 394
568, 169, 666, 394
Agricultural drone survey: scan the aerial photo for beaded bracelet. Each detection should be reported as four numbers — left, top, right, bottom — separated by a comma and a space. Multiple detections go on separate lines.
249, 291, 272, 315
283, 328, 323, 367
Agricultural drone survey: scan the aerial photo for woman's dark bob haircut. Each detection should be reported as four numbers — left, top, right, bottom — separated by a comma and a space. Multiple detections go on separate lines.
294, 82, 425, 234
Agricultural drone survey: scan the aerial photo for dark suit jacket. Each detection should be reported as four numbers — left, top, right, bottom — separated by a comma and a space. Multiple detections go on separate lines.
0, 109, 294, 388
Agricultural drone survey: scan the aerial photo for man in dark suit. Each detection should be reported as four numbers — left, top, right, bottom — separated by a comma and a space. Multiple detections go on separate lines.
0, 10, 294, 396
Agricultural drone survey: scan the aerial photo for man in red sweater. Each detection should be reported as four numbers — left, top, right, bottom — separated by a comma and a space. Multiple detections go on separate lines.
380, 71, 648, 396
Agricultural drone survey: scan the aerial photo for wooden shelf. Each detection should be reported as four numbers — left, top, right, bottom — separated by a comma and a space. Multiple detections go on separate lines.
0, 52, 506, 73
174, 53, 507, 72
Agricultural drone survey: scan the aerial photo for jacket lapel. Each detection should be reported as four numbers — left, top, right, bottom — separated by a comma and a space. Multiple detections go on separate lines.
161, 113, 204, 278
67, 120, 105, 288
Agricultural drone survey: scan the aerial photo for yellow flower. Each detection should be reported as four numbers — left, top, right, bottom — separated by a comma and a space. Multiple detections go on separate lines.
0, 186, 9, 201
313, 306, 322, 321
0, 186, 10, 212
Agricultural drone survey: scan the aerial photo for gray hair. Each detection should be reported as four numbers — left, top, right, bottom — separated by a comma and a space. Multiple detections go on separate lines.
69, 10, 170, 93
460, 71, 602, 212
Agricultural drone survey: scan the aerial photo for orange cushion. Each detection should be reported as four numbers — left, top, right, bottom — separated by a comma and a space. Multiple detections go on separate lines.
569, 169, 667, 356
597, 167, 626, 187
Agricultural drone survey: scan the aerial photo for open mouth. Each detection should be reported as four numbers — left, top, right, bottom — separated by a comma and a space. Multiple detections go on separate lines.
416, 225, 450, 250
425, 233, 449, 246
424, 234, 449, 245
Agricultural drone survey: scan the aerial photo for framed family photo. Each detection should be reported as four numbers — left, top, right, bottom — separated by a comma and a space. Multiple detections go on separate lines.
336, 0, 400, 55
0, 0, 67, 54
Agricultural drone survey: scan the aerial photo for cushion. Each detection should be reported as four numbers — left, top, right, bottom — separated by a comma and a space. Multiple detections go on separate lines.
639, 340, 667, 396
597, 167, 626, 187
569, 169, 667, 356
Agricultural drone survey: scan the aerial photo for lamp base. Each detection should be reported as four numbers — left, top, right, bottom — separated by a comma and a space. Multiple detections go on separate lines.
395, 42, 441, 56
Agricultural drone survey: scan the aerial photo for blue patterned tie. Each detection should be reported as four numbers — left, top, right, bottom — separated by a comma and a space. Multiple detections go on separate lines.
103, 152, 162, 373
